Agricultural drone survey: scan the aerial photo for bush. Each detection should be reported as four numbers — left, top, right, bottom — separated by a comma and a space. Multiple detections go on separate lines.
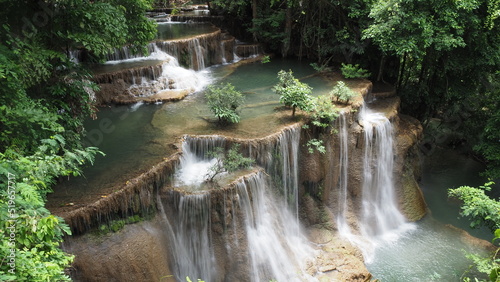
340, 63, 371, 79
205, 144, 254, 183
205, 83, 244, 124
273, 70, 313, 116
330, 81, 357, 104
309, 95, 339, 128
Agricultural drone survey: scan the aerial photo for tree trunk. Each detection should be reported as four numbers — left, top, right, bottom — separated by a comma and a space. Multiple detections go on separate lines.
282, 6, 292, 57
397, 53, 407, 90
377, 55, 386, 82
252, 0, 258, 42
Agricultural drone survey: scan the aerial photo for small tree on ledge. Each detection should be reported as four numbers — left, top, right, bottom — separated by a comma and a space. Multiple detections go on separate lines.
330, 81, 357, 104
205, 83, 244, 125
273, 69, 313, 116
204, 144, 254, 184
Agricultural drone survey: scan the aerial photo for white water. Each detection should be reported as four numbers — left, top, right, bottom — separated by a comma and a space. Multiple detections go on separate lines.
336, 112, 351, 235
278, 127, 301, 224
174, 139, 219, 187
235, 172, 316, 282
125, 49, 211, 97
104, 46, 169, 65
169, 133, 316, 281
336, 105, 415, 262
165, 192, 216, 282
360, 107, 407, 235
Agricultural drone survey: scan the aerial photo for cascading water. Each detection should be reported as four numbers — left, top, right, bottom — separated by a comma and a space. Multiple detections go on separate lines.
161, 192, 216, 282
235, 172, 315, 282
174, 140, 217, 188
334, 104, 415, 262
189, 38, 206, 70
277, 127, 301, 224
336, 112, 351, 235
359, 106, 408, 237
120, 48, 210, 97
166, 131, 316, 281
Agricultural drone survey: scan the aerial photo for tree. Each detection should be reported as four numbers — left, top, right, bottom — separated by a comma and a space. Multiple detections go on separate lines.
330, 81, 357, 104
204, 144, 254, 183
273, 69, 313, 116
205, 83, 245, 124
449, 182, 500, 281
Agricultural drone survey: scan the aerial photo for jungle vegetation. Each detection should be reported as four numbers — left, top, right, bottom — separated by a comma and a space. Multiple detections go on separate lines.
0, 0, 156, 280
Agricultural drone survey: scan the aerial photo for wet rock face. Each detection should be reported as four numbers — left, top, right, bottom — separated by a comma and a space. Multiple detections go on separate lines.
299, 95, 427, 230
65, 218, 173, 282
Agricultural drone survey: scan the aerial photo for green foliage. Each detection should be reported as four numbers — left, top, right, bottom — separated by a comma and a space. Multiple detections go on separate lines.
448, 181, 500, 232
306, 139, 326, 154
449, 182, 500, 281
0, 135, 100, 280
261, 55, 271, 64
472, 72, 500, 179
0, 0, 154, 280
59, 1, 129, 57
205, 144, 255, 183
310, 63, 332, 73
273, 70, 313, 116
340, 63, 371, 79
205, 83, 244, 124
309, 95, 339, 128
249, 10, 286, 51
330, 81, 357, 104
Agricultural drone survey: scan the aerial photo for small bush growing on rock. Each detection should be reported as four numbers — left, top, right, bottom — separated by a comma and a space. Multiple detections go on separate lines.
309, 95, 339, 128
340, 63, 371, 79
205, 83, 244, 124
273, 69, 313, 116
205, 144, 254, 183
330, 81, 357, 104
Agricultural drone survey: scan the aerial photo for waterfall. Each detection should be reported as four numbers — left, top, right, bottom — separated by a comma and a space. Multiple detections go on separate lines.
124, 51, 211, 97
174, 139, 220, 188
166, 131, 315, 281
359, 106, 407, 237
336, 112, 351, 235
189, 38, 206, 70
164, 192, 216, 282
235, 172, 315, 282
334, 105, 415, 262
277, 127, 301, 224
105, 32, 221, 70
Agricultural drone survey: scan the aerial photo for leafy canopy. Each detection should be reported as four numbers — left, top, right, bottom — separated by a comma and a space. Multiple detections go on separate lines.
449, 182, 500, 281
205, 144, 255, 183
205, 83, 245, 124
330, 81, 357, 104
273, 69, 313, 116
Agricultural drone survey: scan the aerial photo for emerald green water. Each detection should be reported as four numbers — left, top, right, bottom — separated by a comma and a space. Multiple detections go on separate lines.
367, 148, 494, 281
49, 58, 331, 207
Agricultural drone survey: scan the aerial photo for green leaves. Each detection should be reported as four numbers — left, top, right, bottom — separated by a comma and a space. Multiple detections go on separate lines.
205, 144, 255, 183
205, 83, 245, 124
273, 69, 313, 116
448, 181, 500, 232
330, 81, 357, 104
340, 63, 371, 79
